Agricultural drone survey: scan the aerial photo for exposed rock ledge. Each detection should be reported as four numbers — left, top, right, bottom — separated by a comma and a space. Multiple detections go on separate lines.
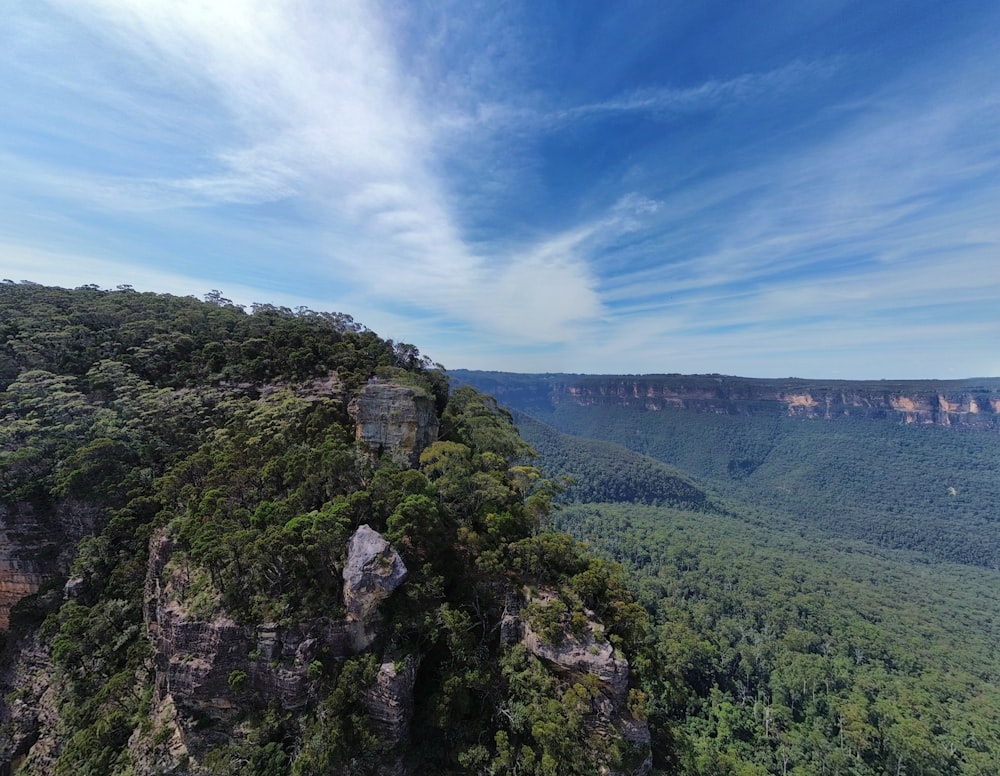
522, 619, 630, 703
139, 526, 415, 769
518, 589, 652, 776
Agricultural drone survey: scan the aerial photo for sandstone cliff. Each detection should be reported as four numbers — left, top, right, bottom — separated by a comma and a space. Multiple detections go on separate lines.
1, 632, 61, 774
0, 500, 101, 630
349, 381, 440, 466
136, 525, 417, 772
132, 528, 659, 774
455, 371, 1000, 431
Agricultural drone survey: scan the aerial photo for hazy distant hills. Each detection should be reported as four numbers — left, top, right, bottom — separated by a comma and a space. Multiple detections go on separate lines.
453, 370, 1000, 568
451, 370, 1000, 430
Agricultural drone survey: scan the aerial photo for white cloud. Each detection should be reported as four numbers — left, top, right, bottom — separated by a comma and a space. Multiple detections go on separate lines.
552, 59, 840, 124
6, 2, 999, 378
34, 0, 612, 344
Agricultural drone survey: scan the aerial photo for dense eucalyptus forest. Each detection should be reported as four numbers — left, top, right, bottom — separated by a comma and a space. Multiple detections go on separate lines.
455, 372, 1000, 775
1, 282, 998, 775
0, 283, 652, 775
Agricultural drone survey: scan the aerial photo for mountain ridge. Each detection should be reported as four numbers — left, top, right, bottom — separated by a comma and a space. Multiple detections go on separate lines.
452, 370, 1000, 431
0, 283, 653, 775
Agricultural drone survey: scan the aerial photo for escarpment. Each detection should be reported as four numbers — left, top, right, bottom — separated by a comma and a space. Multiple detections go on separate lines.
454, 369, 1000, 572
0, 379, 429, 638
455, 371, 1000, 430
136, 523, 653, 774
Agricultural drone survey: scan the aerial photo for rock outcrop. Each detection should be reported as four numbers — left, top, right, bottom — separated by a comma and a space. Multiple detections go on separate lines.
518, 589, 652, 776
349, 381, 439, 466
0, 500, 102, 772
138, 526, 416, 770
361, 656, 420, 775
522, 617, 630, 702
342, 524, 408, 622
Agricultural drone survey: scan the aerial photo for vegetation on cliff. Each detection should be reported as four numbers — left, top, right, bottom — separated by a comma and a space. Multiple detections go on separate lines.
4, 284, 999, 775
0, 283, 650, 774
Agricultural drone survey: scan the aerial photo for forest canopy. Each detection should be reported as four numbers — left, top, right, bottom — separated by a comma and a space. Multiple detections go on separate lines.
2, 283, 999, 775
1, 282, 649, 775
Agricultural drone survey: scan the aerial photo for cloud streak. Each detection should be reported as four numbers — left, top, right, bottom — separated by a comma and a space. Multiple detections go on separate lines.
28, 0, 609, 342
552, 59, 840, 124
3, 1, 999, 377
597, 72, 1000, 358
7, 0, 640, 334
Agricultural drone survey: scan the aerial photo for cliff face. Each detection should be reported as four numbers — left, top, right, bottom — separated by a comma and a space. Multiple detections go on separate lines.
0, 379, 430, 638
1, 632, 61, 774
454, 372, 1000, 431
0, 500, 100, 629
139, 526, 417, 771
562, 380, 1000, 429
0, 375, 435, 773
349, 381, 440, 466
0, 512, 45, 631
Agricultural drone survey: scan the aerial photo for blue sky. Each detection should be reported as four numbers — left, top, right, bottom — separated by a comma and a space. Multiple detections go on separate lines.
3, 1, 999, 378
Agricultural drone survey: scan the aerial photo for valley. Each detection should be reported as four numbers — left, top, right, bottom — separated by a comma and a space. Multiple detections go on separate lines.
456, 369, 1000, 774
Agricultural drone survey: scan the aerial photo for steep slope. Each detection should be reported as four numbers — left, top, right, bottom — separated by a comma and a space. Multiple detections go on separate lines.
0, 283, 652, 775
512, 413, 712, 510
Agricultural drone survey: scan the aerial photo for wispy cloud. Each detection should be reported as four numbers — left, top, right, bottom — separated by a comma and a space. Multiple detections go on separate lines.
4, 2, 999, 377
24, 0, 621, 344
552, 59, 840, 124
599, 73, 1000, 344
434, 58, 839, 139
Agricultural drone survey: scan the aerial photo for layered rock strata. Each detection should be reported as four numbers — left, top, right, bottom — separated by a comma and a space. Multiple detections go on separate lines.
457, 372, 1000, 430
349, 381, 440, 465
